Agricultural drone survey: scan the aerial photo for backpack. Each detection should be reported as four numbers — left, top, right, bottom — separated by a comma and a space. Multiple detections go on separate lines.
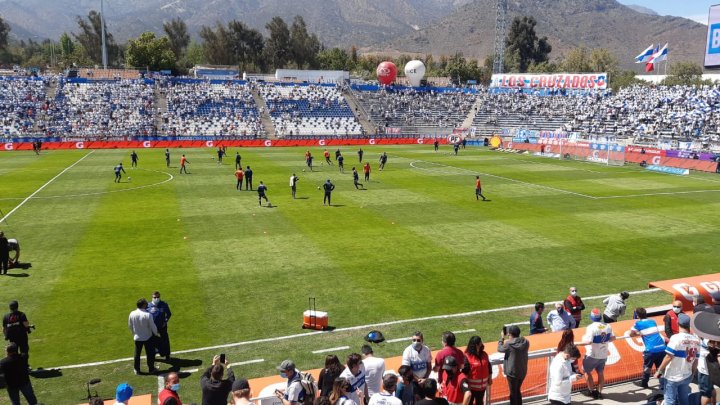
298, 372, 318, 405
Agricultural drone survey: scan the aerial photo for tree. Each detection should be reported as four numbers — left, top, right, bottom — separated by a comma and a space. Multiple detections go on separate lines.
264, 17, 291, 69
560, 47, 591, 72
317, 47, 353, 71
73, 10, 119, 65
163, 17, 190, 60
443, 53, 486, 83
289, 16, 320, 69
126, 32, 176, 71
504, 16, 551, 72
59, 33, 75, 58
199, 23, 234, 65
589, 48, 619, 74
226, 20, 265, 71
0, 15, 9, 50
663, 61, 707, 86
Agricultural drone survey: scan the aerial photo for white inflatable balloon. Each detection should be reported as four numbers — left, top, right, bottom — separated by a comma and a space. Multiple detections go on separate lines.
404, 60, 426, 87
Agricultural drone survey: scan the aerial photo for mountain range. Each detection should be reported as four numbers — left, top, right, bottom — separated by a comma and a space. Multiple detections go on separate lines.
0, 0, 708, 70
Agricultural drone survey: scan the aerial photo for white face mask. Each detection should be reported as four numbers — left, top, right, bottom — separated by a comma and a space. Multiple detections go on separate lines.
152, 298, 160, 305
673, 307, 682, 314
570, 291, 577, 297
413, 341, 422, 350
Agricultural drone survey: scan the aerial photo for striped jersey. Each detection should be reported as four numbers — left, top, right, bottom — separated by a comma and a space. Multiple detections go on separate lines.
631, 319, 666, 353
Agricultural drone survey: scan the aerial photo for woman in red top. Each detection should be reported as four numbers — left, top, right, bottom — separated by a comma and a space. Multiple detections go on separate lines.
464, 336, 492, 405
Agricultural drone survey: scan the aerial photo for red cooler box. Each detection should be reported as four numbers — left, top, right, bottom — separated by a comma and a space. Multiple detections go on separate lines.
303, 310, 328, 330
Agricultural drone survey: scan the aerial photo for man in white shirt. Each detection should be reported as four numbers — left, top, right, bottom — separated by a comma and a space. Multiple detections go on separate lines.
547, 303, 576, 332
128, 298, 159, 375
368, 374, 402, 405
548, 344, 583, 405
656, 313, 700, 405
340, 353, 368, 405
362, 344, 386, 396
578, 308, 615, 399
401, 331, 432, 380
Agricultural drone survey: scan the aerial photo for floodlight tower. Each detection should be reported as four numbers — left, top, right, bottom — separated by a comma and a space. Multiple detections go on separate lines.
492, 0, 507, 74
101, 0, 108, 69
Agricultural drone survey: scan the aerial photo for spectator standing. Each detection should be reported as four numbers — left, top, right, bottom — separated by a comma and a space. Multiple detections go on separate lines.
244, 166, 253, 191
396, 365, 420, 405
0, 231, 8, 274
547, 302, 576, 332
656, 313, 700, 405
235, 169, 245, 191
0, 342, 38, 405
147, 290, 172, 360
362, 344, 386, 396
629, 307, 667, 389
464, 336, 491, 405
329, 377, 358, 405
368, 374, 402, 405
340, 353, 368, 405
694, 296, 714, 313
159, 372, 183, 405
114, 383, 133, 405
128, 298, 159, 374
202, 355, 235, 405
697, 339, 720, 405
319, 355, 344, 397
402, 331, 432, 380
439, 356, 469, 405
563, 287, 585, 328
664, 300, 683, 338
529, 302, 547, 334
578, 309, 615, 399
434, 331, 465, 384
497, 325, 529, 405
416, 379, 448, 405
602, 291, 629, 323
276, 359, 307, 405
547, 344, 582, 405
230, 379, 254, 405
3, 300, 31, 359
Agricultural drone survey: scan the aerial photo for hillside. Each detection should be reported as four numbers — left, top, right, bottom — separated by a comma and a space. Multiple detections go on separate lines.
382, 0, 707, 70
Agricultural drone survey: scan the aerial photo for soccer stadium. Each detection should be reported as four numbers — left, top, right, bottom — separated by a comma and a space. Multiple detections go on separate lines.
1, 1, 720, 404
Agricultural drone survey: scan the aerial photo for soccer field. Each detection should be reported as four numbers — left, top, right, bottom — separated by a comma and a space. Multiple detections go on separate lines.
1, 145, 719, 403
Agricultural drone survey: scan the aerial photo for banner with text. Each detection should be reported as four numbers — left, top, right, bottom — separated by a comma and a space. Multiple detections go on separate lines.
490, 73, 608, 90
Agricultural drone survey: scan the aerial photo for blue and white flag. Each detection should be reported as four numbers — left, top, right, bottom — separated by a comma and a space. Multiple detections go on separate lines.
648, 43, 669, 64
635, 44, 656, 63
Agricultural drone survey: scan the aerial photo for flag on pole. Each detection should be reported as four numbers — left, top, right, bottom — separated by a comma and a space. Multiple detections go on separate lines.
648, 43, 669, 64
645, 62, 654, 72
635, 44, 656, 63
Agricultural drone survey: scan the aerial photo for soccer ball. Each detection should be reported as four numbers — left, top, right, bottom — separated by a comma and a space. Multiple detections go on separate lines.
302, 169, 305, 172
267, 202, 271, 207
317, 186, 321, 190
127, 177, 131, 181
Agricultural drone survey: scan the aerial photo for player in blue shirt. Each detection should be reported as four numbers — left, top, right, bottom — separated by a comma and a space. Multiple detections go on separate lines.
629, 307, 667, 389
257, 181, 270, 207
114, 163, 126, 183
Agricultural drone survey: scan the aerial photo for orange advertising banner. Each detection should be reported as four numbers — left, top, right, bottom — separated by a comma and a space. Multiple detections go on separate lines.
649, 273, 720, 311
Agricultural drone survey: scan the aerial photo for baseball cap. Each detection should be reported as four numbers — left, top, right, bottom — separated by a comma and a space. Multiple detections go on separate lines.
590, 308, 602, 322
678, 313, 691, 329
116, 383, 133, 402
232, 378, 250, 391
692, 311, 720, 340
442, 356, 457, 370
277, 360, 295, 371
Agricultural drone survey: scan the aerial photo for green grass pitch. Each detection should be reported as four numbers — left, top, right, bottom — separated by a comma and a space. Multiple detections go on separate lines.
0, 145, 718, 403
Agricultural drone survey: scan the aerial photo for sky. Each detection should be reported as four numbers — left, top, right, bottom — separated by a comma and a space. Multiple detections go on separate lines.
616, 0, 715, 24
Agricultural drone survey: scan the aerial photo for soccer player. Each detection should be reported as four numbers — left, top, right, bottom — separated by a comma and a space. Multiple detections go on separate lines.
244, 166, 253, 190
379, 152, 387, 170
257, 182, 270, 206
475, 176, 487, 201
130, 151, 138, 167
324, 149, 333, 165
290, 173, 299, 199
358, 148, 364, 163
307, 153, 314, 172
217, 147, 224, 165
114, 163, 126, 183
235, 168, 245, 190
352, 167, 364, 189
338, 155, 344, 173
235, 152, 242, 170
165, 149, 171, 167
335, 149, 341, 161
323, 179, 335, 206
453, 142, 460, 156
179, 155, 189, 174
364, 162, 371, 182
434, 139, 439, 152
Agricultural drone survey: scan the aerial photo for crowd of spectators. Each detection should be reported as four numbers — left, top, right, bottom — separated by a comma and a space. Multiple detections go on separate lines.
163, 82, 264, 137
258, 83, 363, 137
0, 78, 48, 136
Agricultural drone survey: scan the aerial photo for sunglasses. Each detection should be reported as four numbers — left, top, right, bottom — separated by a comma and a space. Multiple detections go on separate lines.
412, 338, 422, 342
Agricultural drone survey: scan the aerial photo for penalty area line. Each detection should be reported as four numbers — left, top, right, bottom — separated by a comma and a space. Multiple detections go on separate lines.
0, 151, 94, 224
46, 288, 660, 371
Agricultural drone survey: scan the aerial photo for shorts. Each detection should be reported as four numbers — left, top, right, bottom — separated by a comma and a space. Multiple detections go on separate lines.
583, 356, 607, 373
698, 373, 715, 398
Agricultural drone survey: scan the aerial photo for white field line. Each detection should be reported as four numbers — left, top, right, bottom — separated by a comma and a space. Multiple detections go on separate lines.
312, 346, 350, 354
595, 189, 720, 199
46, 288, 660, 371
0, 168, 174, 201
409, 160, 597, 199
229, 359, 265, 367
0, 151, 94, 223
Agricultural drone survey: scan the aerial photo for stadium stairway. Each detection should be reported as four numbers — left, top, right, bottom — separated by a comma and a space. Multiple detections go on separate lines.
154, 86, 167, 132
342, 87, 376, 135
460, 96, 483, 129
251, 88, 276, 138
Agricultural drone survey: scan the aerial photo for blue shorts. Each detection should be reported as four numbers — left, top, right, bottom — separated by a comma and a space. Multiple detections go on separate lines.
698, 373, 715, 398
583, 356, 607, 373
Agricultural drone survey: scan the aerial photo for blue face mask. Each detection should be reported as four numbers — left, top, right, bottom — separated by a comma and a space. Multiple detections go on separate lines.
280, 372, 288, 379
170, 383, 180, 392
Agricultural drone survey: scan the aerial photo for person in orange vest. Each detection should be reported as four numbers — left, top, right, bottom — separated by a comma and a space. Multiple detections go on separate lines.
324, 149, 333, 165
563, 287, 586, 328
475, 176, 487, 201
364, 163, 371, 182
179, 155, 189, 174
439, 356, 470, 405
235, 169, 244, 191
664, 300, 683, 338
463, 336, 491, 405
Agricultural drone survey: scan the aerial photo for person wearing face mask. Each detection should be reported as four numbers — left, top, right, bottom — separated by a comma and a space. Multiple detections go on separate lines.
339, 353, 368, 405
128, 298, 160, 375
547, 344, 583, 405
655, 313, 699, 405
664, 300, 683, 339
438, 356, 470, 405
147, 291, 172, 361
577, 309, 615, 399
158, 372, 182, 405
434, 332, 464, 384
276, 359, 306, 405
402, 331, 432, 380
563, 287, 585, 328
629, 307, 667, 390
547, 303, 576, 332
463, 336, 491, 405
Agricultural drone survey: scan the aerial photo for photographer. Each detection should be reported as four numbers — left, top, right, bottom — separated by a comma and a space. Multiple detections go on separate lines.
201, 354, 235, 405
3, 300, 32, 361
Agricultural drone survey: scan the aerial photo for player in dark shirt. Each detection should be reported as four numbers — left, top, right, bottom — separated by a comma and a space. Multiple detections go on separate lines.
130, 151, 138, 167
352, 168, 364, 190
257, 182, 270, 206
165, 149, 171, 167
3, 301, 31, 358
0, 343, 37, 404
338, 155, 344, 173
235, 152, 242, 170
323, 180, 335, 206
244, 166, 254, 190
114, 163, 126, 183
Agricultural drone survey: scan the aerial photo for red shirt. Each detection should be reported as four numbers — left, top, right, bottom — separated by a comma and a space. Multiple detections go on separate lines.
158, 388, 182, 405
180, 156, 187, 166
364, 164, 370, 173
324, 151, 330, 158
435, 346, 465, 383
476, 179, 481, 188
441, 372, 469, 404
235, 170, 244, 180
